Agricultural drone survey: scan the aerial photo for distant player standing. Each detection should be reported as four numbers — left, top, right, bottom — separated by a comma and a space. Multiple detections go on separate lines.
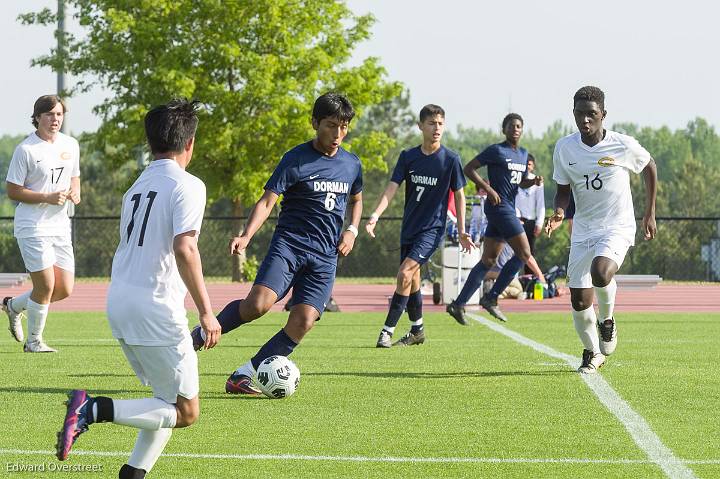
191, 93, 363, 394
545, 86, 657, 374
366, 104, 473, 347
446, 113, 542, 324
56, 99, 221, 478
3, 95, 81, 352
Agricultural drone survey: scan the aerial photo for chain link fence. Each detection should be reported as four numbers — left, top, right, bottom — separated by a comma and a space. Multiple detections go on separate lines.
1, 216, 719, 281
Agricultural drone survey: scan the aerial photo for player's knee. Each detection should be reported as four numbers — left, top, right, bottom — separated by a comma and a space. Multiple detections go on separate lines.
52, 285, 72, 301
482, 257, 498, 269
244, 297, 272, 318
175, 403, 199, 428
571, 297, 592, 311
397, 268, 414, 288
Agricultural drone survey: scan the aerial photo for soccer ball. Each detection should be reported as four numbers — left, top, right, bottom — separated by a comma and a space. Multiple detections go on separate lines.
255, 355, 300, 399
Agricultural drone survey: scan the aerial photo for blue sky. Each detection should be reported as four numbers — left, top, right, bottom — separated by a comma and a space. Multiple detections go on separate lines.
2, 0, 719, 137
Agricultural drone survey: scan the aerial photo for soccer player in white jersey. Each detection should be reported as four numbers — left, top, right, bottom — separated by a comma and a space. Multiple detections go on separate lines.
3, 95, 81, 352
55, 99, 221, 479
545, 86, 657, 374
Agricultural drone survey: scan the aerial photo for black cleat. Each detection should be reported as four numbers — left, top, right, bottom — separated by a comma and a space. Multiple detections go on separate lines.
479, 295, 508, 322
446, 301, 467, 325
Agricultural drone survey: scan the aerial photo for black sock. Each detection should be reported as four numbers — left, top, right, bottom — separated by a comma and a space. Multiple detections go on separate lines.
251, 329, 298, 370
119, 464, 146, 479
216, 299, 246, 334
383, 293, 410, 330
406, 290, 423, 332
94, 396, 114, 423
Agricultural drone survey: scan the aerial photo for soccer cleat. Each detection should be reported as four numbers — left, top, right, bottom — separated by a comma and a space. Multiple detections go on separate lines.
225, 371, 261, 395
24, 340, 57, 353
578, 349, 606, 374
2, 296, 24, 342
479, 295, 508, 322
446, 301, 467, 325
393, 329, 425, 347
190, 325, 204, 351
598, 318, 617, 356
376, 330, 392, 348
56, 389, 93, 460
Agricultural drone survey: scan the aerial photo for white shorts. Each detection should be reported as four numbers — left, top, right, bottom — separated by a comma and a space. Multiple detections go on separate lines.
567, 234, 632, 289
118, 336, 199, 403
17, 235, 74, 273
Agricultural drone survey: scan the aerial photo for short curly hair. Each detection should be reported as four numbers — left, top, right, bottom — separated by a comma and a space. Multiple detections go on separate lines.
573, 86, 605, 110
502, 113, 523, 130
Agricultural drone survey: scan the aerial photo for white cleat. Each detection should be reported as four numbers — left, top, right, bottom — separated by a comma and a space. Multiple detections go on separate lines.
2, 297, 24, 343
598, 318, 617, 356
24, 340, 57, 353
578, 349, 605, 374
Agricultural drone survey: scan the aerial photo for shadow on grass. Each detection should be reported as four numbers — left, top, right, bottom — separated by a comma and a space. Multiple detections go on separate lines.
305, 370, 573, 379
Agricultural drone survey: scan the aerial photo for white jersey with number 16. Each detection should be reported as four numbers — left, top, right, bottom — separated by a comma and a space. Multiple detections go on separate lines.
107, 159, 206, 346
552, 130, 651, 244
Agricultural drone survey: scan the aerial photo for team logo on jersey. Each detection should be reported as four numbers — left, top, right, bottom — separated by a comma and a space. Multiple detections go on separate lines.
60, 151, 72, 160
598, 156, 615, 167
313, 181, 349, 194
507, 163, 526, 172
411, 174, 438, 186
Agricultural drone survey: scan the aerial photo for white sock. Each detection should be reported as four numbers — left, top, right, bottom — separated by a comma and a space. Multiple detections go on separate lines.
26, 299, 49, 343
410, 319, 423, 327
9, 291, 31, 313
113, 398, 177, 430
572, 306, 600, 353
594, 279, 617, 321
235, 360, 256, 377
128, 428, 173, 472
382, 326, 395, 335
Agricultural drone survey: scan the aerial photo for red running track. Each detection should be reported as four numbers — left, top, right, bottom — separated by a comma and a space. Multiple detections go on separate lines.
1, 282, 718, 313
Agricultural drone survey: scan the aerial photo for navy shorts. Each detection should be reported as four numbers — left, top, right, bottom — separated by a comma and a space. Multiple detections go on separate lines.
400, 228, 444, 265
254, 236, 336, 315
484, 211, 525, 240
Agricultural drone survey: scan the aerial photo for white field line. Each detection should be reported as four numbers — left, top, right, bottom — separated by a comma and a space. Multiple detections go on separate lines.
1, 449, 719, 465
466, 312, 699, 479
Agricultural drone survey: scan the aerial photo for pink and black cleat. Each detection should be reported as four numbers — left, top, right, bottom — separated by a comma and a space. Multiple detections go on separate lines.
225, 371, 261, 395
56, 389, 92, 460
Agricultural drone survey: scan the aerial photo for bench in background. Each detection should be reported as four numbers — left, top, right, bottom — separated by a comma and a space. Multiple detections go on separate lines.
615, 274, 662, 290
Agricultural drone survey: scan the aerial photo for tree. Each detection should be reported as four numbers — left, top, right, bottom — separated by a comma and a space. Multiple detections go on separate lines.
21, 0, 403, 280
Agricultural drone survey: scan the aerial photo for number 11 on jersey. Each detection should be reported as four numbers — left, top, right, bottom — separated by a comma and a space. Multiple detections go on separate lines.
126, 191, 157, 246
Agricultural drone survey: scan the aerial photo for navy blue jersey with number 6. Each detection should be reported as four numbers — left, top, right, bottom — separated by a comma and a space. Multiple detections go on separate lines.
390, 145, 466, 244
264, 141, 363, 258
473, 142, 528, 215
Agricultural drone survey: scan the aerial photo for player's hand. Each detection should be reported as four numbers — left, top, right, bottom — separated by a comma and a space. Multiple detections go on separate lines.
534, 225, 542, 237
544, 211, 564, 237
459, 233, 475, 253
199, 312, 221, 349
46, 189, 70, 206
365, 216, 378, 238
337, 231, 356, 256
69, 189, 81, 205
487, 188, 501, 205
642, 214, 656, 241
229, 235, 250, 255
534, 175, 544, 186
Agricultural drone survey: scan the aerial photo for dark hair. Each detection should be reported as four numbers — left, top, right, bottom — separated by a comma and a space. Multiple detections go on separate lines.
527, 153, 535, 164
419, 104, 445, 123
312, 93, 355, 123
574, 86, 605, 110
144, 99, 201, 154
502, 113, 523, 130
32, 95, 66, 128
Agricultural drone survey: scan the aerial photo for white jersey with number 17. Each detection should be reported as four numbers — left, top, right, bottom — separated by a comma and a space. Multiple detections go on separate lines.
552, 130, 651, 244
107, 159, 206, 346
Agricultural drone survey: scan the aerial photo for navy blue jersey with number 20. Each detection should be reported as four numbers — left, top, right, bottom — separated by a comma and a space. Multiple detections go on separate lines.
390, 145, 466, 244
473, 141, 528, 215
264, 141, 363, 258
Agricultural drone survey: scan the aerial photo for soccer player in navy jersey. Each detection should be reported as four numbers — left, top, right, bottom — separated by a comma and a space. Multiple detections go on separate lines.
446, 113, 543, 324
365, 104, 474, 347
191, 93, 363, 394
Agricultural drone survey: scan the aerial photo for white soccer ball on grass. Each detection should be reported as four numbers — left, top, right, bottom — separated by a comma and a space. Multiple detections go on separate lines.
255, 355, 300, 399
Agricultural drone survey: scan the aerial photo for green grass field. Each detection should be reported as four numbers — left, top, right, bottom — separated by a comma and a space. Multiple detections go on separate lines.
1, 311, 718, 478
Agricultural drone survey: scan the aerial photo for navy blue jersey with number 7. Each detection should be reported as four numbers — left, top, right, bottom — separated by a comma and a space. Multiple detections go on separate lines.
390, 145, 465, 244
264, 141, 363, 259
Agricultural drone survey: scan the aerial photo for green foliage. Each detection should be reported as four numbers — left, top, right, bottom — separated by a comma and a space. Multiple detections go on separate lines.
0, 135, 26, 217
20, 0, 403, 209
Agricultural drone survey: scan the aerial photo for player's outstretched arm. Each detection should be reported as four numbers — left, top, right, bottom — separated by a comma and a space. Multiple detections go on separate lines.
641, 158, 657, 241
365, 182, 399, 238
229, 189, 279, 255
6, 181, 70, 205
453, 187, 475, 252
174, 231, 220, 349
545, 184, 571, 237
463, 159, 499, 205
525, 254, 546, 283
339, 191, 362, 256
